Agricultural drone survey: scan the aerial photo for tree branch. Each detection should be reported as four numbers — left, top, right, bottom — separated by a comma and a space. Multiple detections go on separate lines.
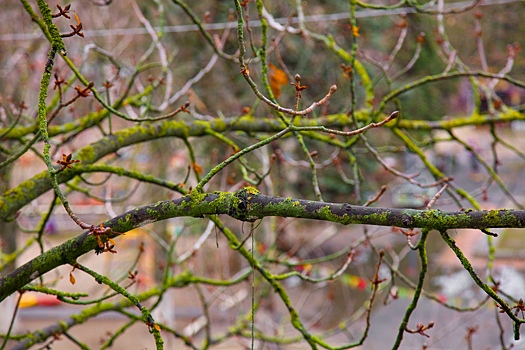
2, 187, 525, 302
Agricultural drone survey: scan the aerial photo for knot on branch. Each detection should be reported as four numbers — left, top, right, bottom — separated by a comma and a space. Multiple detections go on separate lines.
229, 187, 259, 222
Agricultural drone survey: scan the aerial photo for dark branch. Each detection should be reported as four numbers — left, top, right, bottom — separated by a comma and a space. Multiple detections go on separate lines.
2, 188, 525, 302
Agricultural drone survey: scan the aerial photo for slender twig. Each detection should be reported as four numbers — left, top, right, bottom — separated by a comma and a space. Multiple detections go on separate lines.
392, 228, 430, 349
426, 184, 449, 209
0, 292, 22, 350
364, 185, 387, 207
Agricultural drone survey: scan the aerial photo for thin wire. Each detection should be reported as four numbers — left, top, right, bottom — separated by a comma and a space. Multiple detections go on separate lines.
0, 0, 520, 41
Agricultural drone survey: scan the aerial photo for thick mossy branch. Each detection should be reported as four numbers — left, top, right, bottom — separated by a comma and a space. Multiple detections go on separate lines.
3, 109, 525, 141
2, 188, 525, 302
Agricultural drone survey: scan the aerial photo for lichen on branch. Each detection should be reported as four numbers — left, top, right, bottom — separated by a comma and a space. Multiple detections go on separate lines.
2, 188, 525, 302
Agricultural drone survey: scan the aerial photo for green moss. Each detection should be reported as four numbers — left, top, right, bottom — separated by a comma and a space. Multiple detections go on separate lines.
36, 329, 46, 339
319, 206, 348, 224
22, 179, 36, 192
210, 118, 228, 131
189, 189, 206, 202
58, 320, 68, 331
208, 191, 232, 214
116, 214, 133, 231
260, 198, 306, 220
243, 186, 259, 195
422, 209, 440, 219
160, 120, 190, 138
75, 146, 96, 163
485, 209, 501, 223
24, 332, 36, 342
36, 0, 66, 54
178, 198, 190, 210
362, 211, 390, 225
70, 303, 111, 323
500, 209, 518, 226
115, 125, 144, 145
412, 209, 440, 228
145, 207, 158, 218
0, 179, 38, 220
113, 167, 125, 176
160, 201, 175, 212
438, 214, 462, 228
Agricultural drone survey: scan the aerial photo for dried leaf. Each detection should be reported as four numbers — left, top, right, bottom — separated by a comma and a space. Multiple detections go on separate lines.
295, 263, 313, 274
269, 63, 288, 99
192, 162, 203, 175
74, 12, 81, 25
69, 272, 76, 285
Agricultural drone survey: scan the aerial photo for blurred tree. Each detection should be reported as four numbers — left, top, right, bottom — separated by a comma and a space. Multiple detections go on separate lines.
1, 0, 525, 349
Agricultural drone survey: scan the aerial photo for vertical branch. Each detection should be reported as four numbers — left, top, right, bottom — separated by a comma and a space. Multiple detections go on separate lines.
0, 291, 22, 349
297, 133, 323, 201
251, 223, 256, 350
348, 248, 386, 347
474, 10, 488, 72
210, 216, 328, 349
33, 1, 91, 231
255, 0, 274, 102
131, 0, 172, 111
383, 17, 408, 72
183, 138, 202, 184
392, 228, 430, 349
194, 285, 212, 348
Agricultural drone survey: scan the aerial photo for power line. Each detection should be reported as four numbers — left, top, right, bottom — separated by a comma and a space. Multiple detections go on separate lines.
0, 0, 521, 41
